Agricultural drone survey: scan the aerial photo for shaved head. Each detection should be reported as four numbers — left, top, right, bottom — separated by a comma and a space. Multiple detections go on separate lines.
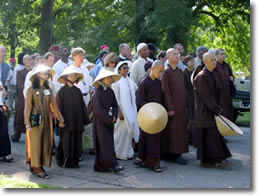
203, 52, 216, 71
166, 48, 180, 65
151, 60, 164, 70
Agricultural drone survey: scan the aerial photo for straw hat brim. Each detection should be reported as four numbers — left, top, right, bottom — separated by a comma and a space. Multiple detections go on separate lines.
214, 115, 243, 136
29, 65, 56, 82
137, 102, 168, 134
92, 69, 121, 88
57, 67, 84, 84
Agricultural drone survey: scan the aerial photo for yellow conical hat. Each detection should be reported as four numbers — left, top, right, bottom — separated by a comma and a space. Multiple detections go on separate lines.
29, 64, 56, 82
92, 68, 121, 88
214, 115, 243, 136
137, 102, 168, 134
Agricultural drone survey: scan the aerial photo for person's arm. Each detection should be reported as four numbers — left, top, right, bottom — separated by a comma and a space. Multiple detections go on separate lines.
94, 91, 114, 126
49, 89, 65, 127
194, 75, 222, 115
161, 70, 176, 116
24, 87, 33, 130
136, 81, 148, 111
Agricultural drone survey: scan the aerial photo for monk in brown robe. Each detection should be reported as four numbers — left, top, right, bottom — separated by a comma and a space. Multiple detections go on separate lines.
56, 68, 90, 168
183, 55, 195, 145
161, 48, 188, 165
135, 60, 165, 172
11, 55, 32, 142
92, 69, 124, 173
215, 49, 234, 121
193, 52, 232, 168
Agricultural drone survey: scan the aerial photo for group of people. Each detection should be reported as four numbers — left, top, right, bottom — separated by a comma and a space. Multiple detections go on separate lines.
0, 42, 235, 179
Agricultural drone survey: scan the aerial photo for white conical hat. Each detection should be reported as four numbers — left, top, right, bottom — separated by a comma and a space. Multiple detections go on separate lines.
29, 64, 56, 82
92, 68, 121, 88
214, 115, 243, 136
57, 66, 84, 84
115, 60, 131, 74
137, 102, 168, 134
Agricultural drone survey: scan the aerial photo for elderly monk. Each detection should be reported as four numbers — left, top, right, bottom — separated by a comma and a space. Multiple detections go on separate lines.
161, 48, 189, 165
193, 52, 232, 169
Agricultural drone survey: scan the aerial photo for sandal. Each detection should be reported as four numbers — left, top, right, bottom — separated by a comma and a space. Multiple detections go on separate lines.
37, 172, 50, 179
152, 165, 163, 173
133, 159, 144, 168
0, 156, 13, 162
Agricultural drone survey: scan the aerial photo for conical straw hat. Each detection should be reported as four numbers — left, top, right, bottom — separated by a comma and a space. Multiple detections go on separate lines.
214, 115, 243, 136
92, 68, 121, 88
137, 102, 168, 134
57, 66, 84, 84
29, 64, 56, 82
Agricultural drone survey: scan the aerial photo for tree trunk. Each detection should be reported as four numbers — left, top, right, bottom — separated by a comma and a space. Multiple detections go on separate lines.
40, 0, 53, 55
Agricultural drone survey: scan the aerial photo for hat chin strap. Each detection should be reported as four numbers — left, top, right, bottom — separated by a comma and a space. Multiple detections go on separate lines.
66, 78, 78, 84
39, 76, 49, 81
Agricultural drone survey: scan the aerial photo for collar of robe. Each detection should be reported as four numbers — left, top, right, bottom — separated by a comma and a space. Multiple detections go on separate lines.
97, 81, 109, 90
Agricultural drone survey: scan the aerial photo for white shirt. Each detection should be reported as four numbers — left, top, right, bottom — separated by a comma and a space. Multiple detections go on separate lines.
6, 68, 15, 85
0, 81, 4, 105
14, 64, 24, 85
53, 59, 72, 92
194, 57, 202, 69
130, 56, 153, 85
70, 64, 91, 105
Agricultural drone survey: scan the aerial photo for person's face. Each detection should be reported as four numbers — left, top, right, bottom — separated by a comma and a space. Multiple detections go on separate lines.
23, 56, 33, 67
0, 47, 6, 60
187, 59, 194, 69
152, 65, 164, 80
10, 62, 16, 68
67, 73, 78, 83
46, 56, 55, 67
205, 55, 217, 71
101, 54, 108, 63
139, 46, 149, 59
217, 51, 226, 62
167, 50, 180, 64
121, 45, 131, 58
35, 58, 44, 66
102, 76, 113, 86
149, 49, 156, 58
61, 48, 70, 59
73, 53, 84, 64
119, 64, 129, 77
176, 45, 184, 56
38, 71, 50, 80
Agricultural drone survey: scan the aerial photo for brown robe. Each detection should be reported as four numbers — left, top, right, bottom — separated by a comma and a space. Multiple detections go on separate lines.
56, 85, 90, 166
184, 69, 195, 144
161, 65, 188, 155
0, 106, 11, 157
215, 61, 234, 121
14, 67, 30, 134
25, 86, 64, 168
136, 75, 163, 168
193, 67, 232, 162
92, 86, 118, 169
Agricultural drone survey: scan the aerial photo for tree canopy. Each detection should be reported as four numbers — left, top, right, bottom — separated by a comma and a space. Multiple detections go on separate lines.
0, 0, 250, 74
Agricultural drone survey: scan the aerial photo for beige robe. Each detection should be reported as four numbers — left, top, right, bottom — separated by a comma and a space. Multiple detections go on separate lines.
25, 86, 64, 168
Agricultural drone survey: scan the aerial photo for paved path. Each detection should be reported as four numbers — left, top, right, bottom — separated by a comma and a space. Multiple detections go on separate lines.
0, 116, 251, 188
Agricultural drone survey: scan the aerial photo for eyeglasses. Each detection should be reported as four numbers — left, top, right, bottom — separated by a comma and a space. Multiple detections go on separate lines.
43, 72, 50, 76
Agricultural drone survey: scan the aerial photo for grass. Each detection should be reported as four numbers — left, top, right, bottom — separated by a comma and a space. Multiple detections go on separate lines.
0, 175, 61, 188
235, 111, 250, 127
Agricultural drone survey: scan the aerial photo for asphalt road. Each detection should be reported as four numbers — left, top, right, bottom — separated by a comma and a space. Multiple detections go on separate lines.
0, 116, 251, 188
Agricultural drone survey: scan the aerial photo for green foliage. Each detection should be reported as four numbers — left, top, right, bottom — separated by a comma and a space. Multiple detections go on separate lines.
0, 175, 61, 188
0, 0, 250, 72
